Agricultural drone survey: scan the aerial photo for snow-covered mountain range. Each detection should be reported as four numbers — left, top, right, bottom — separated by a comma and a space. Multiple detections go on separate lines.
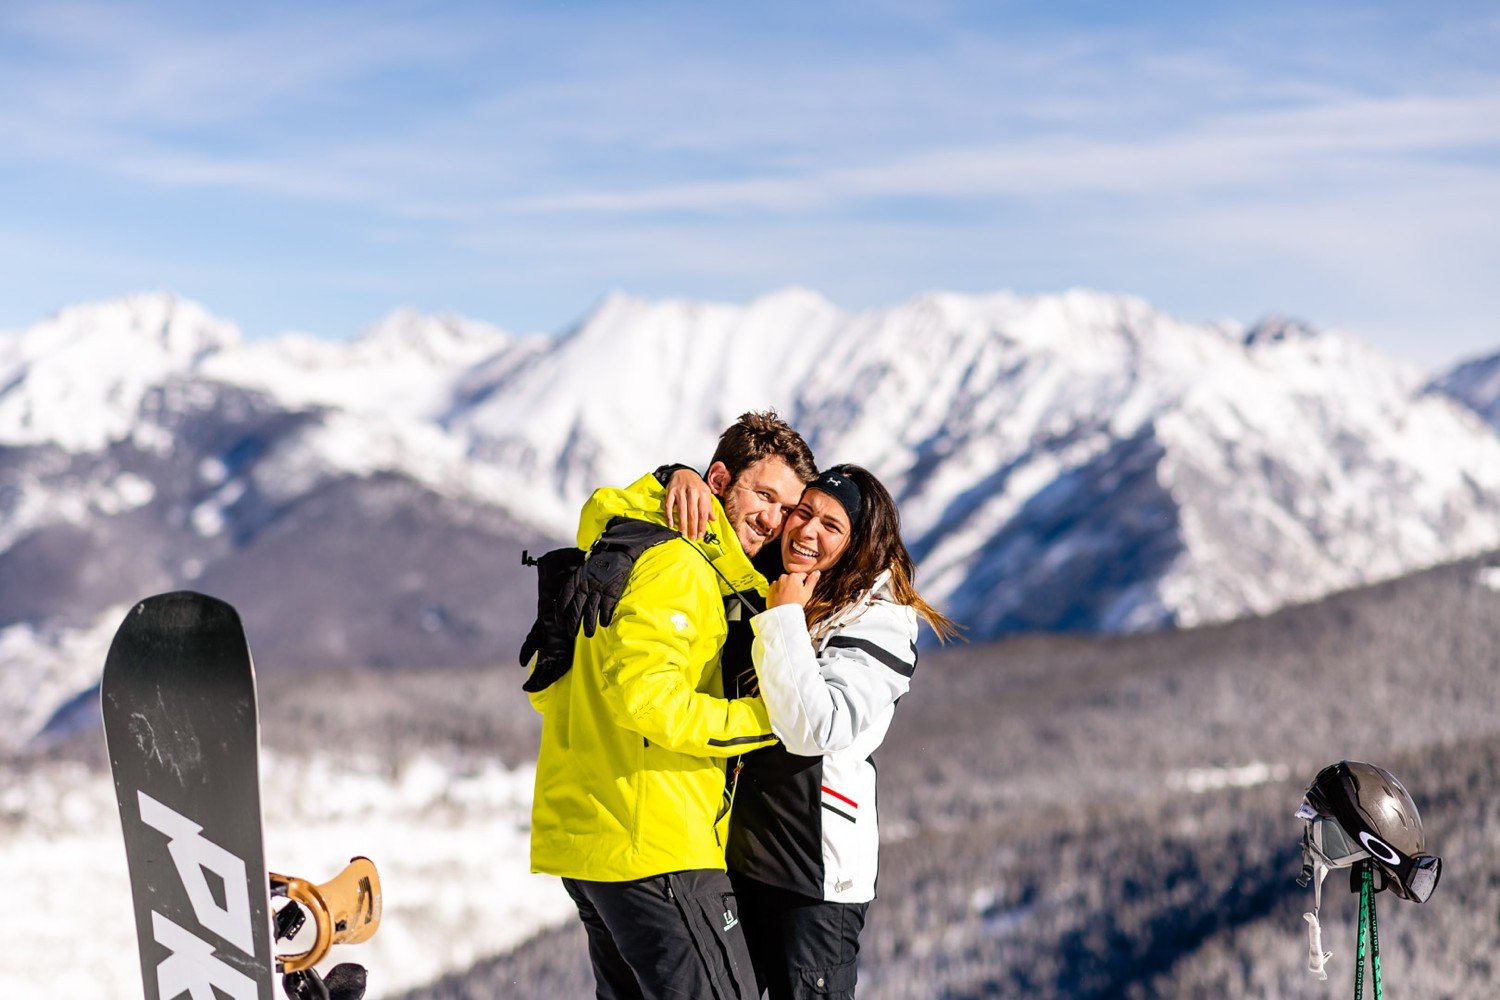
3, 288, 1500, 749
1431, 351, 1500, 429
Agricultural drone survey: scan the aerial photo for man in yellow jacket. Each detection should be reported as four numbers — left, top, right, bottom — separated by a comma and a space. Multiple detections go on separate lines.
529, 411, 816, 999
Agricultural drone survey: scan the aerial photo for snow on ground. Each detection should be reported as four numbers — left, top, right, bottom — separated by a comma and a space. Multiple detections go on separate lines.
0, 607, 127, 752
1166, 761, 1291, 795
0, 751, 572, 999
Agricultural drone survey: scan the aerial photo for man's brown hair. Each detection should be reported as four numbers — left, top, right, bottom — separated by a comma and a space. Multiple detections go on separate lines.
710, 410, 817, 483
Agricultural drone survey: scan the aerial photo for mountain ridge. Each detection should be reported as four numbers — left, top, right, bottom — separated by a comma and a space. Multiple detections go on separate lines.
2, 287, 1499, 750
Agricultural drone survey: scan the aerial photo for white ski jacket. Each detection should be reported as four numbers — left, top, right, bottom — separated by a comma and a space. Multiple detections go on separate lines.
732, 570, 918, 903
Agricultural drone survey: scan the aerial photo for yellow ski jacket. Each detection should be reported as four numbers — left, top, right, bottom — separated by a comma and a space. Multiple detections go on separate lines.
529, 473, 778, 881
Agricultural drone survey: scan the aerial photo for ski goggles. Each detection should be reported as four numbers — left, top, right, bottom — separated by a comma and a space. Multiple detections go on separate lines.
1386, 851, 1441, 903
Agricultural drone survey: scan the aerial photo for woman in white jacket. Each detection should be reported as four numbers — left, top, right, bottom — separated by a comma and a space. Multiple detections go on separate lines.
673, 463, 959, 999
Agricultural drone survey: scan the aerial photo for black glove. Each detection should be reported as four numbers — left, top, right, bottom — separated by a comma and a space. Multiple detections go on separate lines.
519, 547, 587, 667
558, 517, 679, 639
519, 546, 587, 693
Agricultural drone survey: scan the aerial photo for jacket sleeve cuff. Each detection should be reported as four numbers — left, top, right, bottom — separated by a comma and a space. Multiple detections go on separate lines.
751, 603, 808, 635
652, 463, 698, 487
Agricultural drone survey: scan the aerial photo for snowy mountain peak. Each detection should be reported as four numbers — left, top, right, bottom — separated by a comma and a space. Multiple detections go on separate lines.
355, 308, 514, 366
0, 293, 240, 451
747, 285, 840, 314
573, 285, 841, 343
572, 289, 725, 339
1058, 286, 1153, 318
1238, 316, 1425, 398
26, 292, 240, 359
1430, 350, 1500, 429
1242, 314, 1322, 348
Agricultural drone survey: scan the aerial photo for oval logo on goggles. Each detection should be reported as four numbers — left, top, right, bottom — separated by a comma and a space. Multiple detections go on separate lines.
1359, 832, 1402, 865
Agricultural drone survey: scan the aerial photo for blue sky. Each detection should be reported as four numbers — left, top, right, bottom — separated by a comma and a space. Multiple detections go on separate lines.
1, 1, 1497, 367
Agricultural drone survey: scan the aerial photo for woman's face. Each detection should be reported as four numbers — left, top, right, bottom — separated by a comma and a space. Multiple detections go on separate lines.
780, 488, 852, 575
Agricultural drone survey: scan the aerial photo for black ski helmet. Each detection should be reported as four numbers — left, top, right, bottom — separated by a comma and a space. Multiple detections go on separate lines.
1298, 760, 1441, 903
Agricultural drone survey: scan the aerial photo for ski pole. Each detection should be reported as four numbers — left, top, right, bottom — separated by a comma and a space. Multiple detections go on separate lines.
1353, 862, 1382, 1000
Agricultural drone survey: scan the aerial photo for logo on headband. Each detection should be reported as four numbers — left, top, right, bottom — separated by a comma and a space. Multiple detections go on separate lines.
811, 468, 863, 528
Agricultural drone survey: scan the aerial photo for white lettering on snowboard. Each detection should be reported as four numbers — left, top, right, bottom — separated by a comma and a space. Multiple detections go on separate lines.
151, 912, 259, 1000
137, 790, 259, 998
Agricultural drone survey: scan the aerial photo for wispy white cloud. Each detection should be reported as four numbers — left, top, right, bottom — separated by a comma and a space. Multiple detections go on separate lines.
434, 91, 1500, 217
9, 2, 1495, 218
0, 1, 1497, 362
0, 2, 473, 127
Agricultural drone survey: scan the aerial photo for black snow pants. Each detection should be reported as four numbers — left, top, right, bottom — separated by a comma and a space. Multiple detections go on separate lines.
564, 869, 758, 1000
729, 872, 869, 1000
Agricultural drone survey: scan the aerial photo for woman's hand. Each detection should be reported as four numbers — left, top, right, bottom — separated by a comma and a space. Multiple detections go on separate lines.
768, 570, 821, 609
665, 468, 714, 540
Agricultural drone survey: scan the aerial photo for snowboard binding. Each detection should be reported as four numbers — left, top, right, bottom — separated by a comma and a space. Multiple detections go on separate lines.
271, 857, 383, 974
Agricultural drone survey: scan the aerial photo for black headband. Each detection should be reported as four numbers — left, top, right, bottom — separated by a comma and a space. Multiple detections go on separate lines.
807, 467, 863, 530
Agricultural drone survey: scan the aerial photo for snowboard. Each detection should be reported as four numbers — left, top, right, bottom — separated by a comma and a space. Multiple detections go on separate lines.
102, 591, 275, 1000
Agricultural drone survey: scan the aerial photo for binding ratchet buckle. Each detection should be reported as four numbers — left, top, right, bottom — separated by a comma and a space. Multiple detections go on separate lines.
270, 857, 383, 974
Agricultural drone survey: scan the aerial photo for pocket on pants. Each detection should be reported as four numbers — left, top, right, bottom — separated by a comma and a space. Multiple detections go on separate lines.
796, 957, 858, 999
666, 875, 753, 1000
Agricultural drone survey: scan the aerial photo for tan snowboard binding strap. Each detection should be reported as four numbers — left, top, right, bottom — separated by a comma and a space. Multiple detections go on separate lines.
270, 856, 383, 974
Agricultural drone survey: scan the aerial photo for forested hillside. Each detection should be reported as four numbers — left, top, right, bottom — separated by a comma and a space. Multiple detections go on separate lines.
403, 550, 1500, 998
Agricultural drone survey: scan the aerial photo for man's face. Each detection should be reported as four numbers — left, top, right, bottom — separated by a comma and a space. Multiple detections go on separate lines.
714, 456, 806, 557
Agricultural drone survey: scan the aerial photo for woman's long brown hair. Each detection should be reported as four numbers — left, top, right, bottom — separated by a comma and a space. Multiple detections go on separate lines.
800, 464, 963, 644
